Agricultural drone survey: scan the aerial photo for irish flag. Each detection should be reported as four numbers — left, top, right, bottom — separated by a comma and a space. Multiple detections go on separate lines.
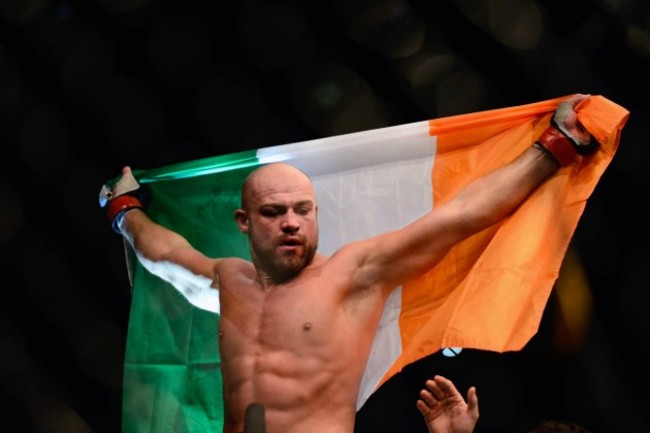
117, 95, 629, 432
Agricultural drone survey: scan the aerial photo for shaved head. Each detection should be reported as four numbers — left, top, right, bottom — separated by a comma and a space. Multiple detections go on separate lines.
235, 162, 320, 282
241, 163, 315, 210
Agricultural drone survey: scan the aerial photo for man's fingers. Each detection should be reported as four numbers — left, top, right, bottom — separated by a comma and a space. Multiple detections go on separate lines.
112, 166, 141, 197
467, 386, 479, 417
565, 93, 590, 107
426, 377, 447, 401
556, 94, 589, 121
552, 94, 594, 148
416, 399, 427, 414
419, 388, 437, 407
432, 375, 460, 398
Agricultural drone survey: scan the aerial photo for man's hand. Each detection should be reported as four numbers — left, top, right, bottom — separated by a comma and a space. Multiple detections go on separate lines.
417, 375, 479, 433
99, 166, 147, 233
535, 93, 597, 166
551, 93, 595, 155
99, 166, 141, 207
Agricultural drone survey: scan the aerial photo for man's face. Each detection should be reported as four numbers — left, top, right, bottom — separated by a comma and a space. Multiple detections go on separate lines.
236, 164, 319, 283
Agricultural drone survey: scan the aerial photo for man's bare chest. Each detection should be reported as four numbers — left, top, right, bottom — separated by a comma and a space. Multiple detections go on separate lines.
219, 282, 350, 352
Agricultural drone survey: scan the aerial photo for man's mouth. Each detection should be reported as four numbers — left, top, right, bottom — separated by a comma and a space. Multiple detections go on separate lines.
279, 237, 302, 248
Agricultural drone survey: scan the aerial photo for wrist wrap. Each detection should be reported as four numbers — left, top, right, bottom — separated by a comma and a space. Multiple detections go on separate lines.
535, 126, 577, 167
107, 195, 143, 233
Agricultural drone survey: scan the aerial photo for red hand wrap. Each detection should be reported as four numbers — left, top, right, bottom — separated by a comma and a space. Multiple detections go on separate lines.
535, 126, 577, 167
106, 195, 143, 223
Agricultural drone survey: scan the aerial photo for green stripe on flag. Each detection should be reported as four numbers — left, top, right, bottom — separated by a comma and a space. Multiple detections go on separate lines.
136, 149, 261, 183
122, 149, 260, 433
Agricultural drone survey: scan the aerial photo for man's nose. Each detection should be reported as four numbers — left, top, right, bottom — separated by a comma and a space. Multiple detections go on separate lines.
281, 211, 299, 232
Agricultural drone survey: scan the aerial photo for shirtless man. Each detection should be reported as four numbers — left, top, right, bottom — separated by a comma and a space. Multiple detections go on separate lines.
102, 94, 594, 433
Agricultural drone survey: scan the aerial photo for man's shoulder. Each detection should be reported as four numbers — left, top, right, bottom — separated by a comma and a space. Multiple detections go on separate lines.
218, 257, 254, 271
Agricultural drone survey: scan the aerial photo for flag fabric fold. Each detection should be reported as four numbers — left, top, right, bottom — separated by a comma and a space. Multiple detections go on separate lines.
118, 95, 629, 432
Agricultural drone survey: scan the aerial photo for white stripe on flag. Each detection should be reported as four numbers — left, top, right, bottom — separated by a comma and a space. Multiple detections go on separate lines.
258, 120, 438, 409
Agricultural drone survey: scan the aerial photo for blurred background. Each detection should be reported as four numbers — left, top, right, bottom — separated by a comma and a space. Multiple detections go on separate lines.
1, 0, 649, 432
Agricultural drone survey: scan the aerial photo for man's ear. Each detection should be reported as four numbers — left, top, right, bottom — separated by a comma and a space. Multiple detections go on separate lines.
234, 209, 249, 233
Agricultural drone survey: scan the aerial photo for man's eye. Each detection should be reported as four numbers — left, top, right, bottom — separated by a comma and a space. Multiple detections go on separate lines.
261, 209, 278, 217
296, 207, 311, 215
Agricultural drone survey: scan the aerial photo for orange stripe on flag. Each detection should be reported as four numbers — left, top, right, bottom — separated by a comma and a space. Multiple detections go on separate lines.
378, 95, 629, 387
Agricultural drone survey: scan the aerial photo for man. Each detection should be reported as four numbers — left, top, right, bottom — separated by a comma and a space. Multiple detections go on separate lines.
102, 94, 594, 433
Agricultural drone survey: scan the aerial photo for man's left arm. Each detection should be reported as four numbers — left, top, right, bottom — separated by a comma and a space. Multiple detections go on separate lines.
353, 94, 595, 293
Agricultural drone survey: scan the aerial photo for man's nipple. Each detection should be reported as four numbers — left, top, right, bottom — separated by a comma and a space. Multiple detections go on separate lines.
303, 322, 312, 331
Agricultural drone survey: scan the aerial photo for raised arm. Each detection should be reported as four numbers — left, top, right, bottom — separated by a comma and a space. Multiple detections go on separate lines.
350, 94, 595, 293
100, 166, 221, 312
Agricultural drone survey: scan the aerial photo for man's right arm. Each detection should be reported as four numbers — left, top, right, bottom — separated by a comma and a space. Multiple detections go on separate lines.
119, 208, 220, 280
103, 166, 221, 313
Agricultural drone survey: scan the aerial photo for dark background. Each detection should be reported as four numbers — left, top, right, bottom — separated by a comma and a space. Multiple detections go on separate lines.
1, 0, 649, 432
